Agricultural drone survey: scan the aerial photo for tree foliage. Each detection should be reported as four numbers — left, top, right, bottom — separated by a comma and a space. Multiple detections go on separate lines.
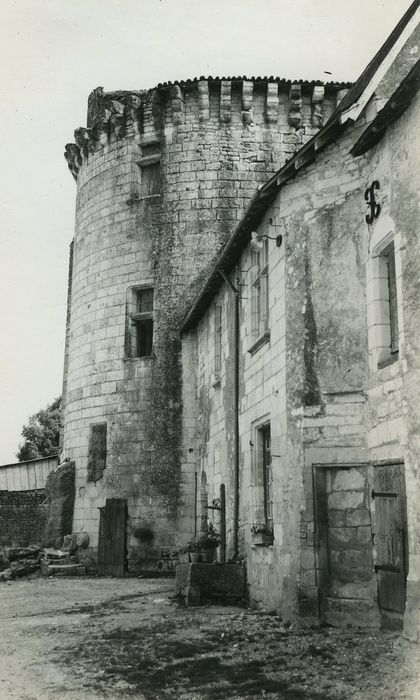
17, 397, 61, 462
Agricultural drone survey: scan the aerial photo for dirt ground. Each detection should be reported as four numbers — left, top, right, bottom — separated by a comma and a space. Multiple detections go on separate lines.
0, 576, 419, 700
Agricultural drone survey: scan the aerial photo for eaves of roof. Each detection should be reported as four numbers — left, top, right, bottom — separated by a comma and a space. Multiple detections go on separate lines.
331, 0, 420, 119
181, 0, 420, 333
351, 58, 420, 156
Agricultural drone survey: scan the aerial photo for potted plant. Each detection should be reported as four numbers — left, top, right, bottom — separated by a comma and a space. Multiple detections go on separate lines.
251, 522, 274, 546
198, 523, 220, 562
187, 540, 201, 563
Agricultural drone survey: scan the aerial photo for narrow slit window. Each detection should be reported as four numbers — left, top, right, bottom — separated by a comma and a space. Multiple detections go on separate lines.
261, 424, 273, 529
214, 305, 222, 376
141, 162, 161, 197
128, 287, 154, 358
138, 143, 161, 198
386, 243, 399, 355
251, 240, 269, 337
87, 423, 107, 483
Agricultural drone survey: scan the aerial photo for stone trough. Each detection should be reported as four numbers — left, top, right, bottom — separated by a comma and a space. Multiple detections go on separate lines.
175, 563, 245, 606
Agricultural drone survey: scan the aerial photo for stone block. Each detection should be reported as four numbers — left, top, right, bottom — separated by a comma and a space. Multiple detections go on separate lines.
345, 509, 371, 527
332, 469, 366, 492
326, 597, 380, 629
328, 490, 365, 510
174, 563, 245, 605
328, 509, 346, 527
328, 526, 356, 547
330, 548, 373, 570
357, 526, 372, 545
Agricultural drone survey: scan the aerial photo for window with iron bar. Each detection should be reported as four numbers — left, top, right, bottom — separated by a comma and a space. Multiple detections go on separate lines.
251, 239, 269, 338
214, 304, 222, 377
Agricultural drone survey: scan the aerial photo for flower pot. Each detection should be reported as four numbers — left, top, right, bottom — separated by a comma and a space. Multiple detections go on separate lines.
252, 531, 274, 546
178, 552, 190, 564
189, 552, 201, 563
200, 549, 215, 563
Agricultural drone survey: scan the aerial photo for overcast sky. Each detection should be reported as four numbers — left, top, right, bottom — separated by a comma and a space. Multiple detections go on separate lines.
0, 0, 413, 464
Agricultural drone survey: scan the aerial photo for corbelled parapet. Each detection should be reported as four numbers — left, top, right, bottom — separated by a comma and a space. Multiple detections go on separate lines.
64, 77, 351, 179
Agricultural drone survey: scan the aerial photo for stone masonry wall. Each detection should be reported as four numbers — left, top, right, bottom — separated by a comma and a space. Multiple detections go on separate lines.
180, 29, 419, 625
269, 41, 419, 628
188, 204, 289, 613
361, 89, 420, 640
64, 78, 347, 565
320, 465, 379, 628
0, 490, 47, 546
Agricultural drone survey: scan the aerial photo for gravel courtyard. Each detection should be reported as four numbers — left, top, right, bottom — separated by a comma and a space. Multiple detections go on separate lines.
0, 576, 419, 700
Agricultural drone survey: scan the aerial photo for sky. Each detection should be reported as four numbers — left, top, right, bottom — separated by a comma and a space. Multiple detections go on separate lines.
0, 0, 413, 464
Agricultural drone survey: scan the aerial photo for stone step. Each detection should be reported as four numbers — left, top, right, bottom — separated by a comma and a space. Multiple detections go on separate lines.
41, 563, 86, 577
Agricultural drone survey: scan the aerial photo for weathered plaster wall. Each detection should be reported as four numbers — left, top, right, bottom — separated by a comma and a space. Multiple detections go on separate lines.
268, 121, 370, 623
190, 205, 289, 612
361, 89, 420, 640
181, 27, 419, 626
64, 79, 345, 564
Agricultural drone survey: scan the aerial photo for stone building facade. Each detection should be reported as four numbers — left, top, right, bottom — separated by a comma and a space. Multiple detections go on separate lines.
181, 3, 420, 636
62, 77, 347, 570
60, 0, 420, 636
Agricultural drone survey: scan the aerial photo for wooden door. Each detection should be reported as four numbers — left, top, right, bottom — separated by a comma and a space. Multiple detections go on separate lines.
97, 498, 127, 576
373, 463, 408, 616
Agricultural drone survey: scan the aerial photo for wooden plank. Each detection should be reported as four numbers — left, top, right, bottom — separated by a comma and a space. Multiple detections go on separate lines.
27, 464, 37, 490
97, 498, 127, 577
20, 464, 29, 491
314, 467, 329, 620
373, 463, 407, 614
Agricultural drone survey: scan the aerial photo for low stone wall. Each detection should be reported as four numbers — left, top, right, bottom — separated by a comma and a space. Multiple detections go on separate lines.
0, 490, 47, 546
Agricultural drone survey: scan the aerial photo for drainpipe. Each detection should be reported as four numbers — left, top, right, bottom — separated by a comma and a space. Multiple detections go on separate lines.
219, 269, 240, 560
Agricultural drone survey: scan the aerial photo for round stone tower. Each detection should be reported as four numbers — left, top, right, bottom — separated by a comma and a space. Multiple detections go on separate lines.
62, 77, 347, 570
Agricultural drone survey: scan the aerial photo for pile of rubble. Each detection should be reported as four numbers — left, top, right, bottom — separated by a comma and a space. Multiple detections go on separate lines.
0, 545, 86, 581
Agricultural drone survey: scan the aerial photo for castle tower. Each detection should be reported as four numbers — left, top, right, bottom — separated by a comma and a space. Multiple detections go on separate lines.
62, 77, 348, 570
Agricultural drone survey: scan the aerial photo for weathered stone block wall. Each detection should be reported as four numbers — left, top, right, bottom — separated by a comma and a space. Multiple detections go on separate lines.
321, 465, 379, 628
44, 461, 75, 548
64, 78, 347, 563
180, 27, 419, 625
0, 490, 47, 546
360, 89, 420, 640
190, 204, 288, 612
272, 45, 419, 629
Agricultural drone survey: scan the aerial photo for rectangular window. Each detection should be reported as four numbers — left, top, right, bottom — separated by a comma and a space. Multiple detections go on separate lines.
255, 423, 273, 532
141, 162, 160, 197
251, 239, 269, 338
214, 305, 222, 376
128, 287, 154, 358
375, 241, 399, 369
138, 143, 161, 198
87, 423, 107, 483
260, 423, 273, 529
386, 243, 399, 355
